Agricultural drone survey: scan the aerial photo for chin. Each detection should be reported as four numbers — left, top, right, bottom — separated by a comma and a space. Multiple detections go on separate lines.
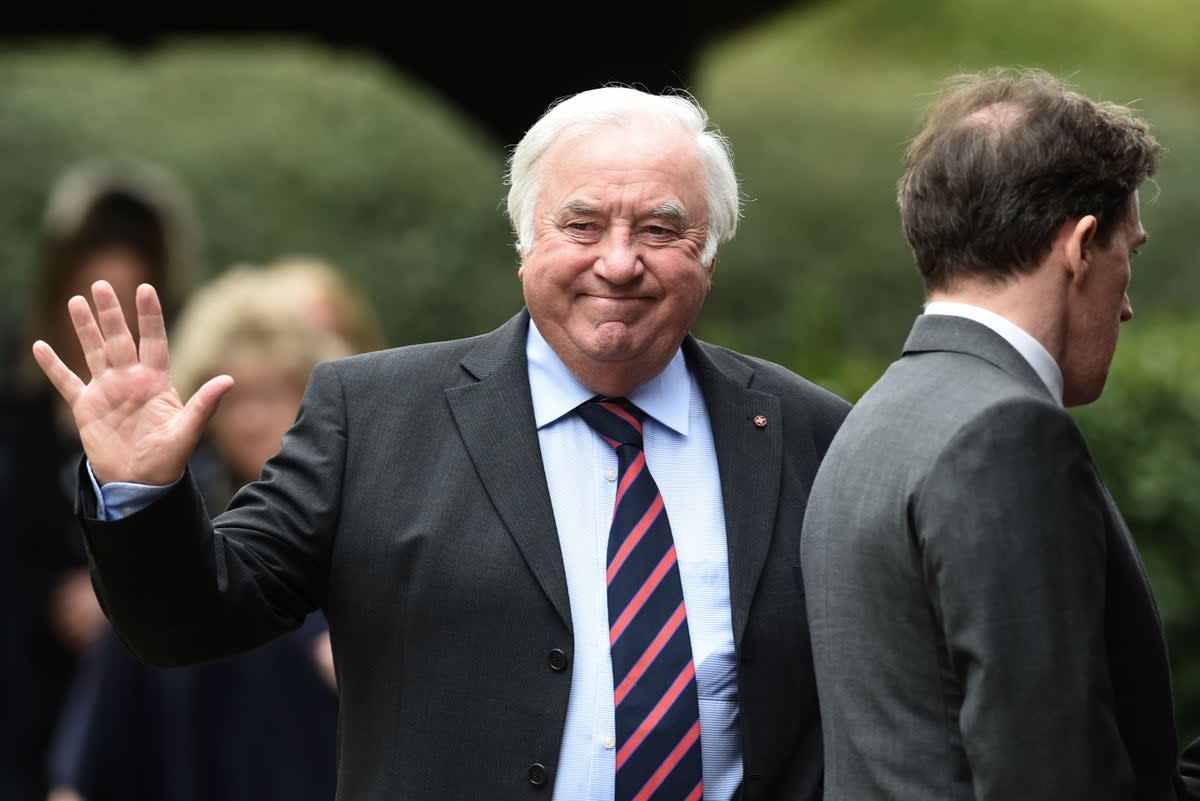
585, 348, 642, 366
1063, 378, 1108, 408
580, 331, 642, 362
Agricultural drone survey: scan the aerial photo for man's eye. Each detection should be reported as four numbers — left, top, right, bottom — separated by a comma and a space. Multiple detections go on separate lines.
646, 225, 676, 237
568, 222, 595, 232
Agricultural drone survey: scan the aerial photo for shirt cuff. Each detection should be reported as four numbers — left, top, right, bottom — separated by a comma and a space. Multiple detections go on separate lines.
87, 461, 181, 521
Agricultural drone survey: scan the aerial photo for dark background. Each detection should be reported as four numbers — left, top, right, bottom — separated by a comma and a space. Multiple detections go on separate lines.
1, 0, 795, 144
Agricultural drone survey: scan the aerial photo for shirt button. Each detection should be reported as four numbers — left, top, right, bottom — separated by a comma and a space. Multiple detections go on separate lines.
605, 467, 617, 482
602, 736, 616, 750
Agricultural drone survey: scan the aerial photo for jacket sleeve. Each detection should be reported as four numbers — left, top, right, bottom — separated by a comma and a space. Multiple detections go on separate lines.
915, 398, 1132, 801
79, 361, 346, 666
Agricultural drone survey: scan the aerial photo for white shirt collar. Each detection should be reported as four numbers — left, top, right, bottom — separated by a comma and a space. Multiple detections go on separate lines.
526, 319, 691, 435
923, 300, 1064, 406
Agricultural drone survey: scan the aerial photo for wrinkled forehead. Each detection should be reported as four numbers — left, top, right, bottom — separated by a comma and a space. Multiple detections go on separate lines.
536, 121, 706, 212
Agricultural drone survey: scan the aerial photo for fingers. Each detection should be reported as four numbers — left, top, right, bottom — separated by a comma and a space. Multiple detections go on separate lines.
63, 281, 162, 380
31, 341, 85, 404
91, 281, 138, 368
135, 284, 170, 371
179, 374, 236, 440
69, 294, 109, 380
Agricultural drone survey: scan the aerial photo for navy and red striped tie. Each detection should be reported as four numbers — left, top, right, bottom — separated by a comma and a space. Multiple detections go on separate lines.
577, 397, 703, 801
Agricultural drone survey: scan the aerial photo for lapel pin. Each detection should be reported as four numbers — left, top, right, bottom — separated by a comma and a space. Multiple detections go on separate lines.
752, 414, 768, 429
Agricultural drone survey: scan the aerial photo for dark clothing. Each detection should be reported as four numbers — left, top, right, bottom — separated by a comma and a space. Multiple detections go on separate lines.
48, 616, 337, 801
0, 389, 86, 801
48, 438, 338, 801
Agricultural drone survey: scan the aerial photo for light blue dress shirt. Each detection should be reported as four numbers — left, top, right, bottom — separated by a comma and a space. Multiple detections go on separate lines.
527, 322, 741, 801
94, 321, 744, 799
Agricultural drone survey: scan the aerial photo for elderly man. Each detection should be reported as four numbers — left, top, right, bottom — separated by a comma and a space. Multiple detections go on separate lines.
801, 68, 1189, 800
34, 87, 848, 801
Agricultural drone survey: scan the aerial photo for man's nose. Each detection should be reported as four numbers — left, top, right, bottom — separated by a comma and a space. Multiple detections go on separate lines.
1121, 293, 1133, 323
593, 232, 642, 284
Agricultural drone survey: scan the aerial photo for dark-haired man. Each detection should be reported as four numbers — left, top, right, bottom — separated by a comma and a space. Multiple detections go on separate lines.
802, 68, 1190, 800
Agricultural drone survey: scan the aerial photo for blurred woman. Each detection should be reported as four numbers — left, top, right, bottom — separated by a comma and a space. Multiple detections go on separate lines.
263, 255, 385, 356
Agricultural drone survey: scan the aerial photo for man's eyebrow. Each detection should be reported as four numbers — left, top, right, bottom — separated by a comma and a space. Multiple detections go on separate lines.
646, 201, 689, 227
555, 200, 598, 218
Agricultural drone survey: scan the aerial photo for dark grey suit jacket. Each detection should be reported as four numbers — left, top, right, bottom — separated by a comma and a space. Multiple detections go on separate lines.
79, 311, 849, 801
801, 314, 1185, 801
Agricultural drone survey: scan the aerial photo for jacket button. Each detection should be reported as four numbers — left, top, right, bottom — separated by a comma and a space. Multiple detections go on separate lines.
548, 649, 568, 671
528, 763, 547, 785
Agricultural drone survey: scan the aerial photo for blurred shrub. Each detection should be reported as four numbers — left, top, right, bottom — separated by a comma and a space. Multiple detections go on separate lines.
691, 0, 1200, 381
0, 40, 522, 349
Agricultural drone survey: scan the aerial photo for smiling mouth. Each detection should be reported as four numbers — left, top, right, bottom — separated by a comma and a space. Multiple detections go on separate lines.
585, 294, 649, 302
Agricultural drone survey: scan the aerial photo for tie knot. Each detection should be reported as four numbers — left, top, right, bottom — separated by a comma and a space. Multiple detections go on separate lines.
577, 397, 645, 450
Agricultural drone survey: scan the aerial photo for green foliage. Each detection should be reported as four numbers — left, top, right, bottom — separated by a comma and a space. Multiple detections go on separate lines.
691, 0, 1200, 379
0, 40, 522, 348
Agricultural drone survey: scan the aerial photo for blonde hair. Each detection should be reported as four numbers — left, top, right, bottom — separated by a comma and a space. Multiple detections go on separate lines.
262, 255, 386, 354
170, 265, 352, 400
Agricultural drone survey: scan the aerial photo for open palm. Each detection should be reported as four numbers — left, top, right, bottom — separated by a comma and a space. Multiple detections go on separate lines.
32, 280, 232, 486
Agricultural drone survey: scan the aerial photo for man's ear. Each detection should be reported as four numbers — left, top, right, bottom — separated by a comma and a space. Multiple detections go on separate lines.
1064, 215, 1099, 285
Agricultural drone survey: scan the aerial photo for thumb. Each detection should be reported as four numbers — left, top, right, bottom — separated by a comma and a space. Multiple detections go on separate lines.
178, 374, 235, 441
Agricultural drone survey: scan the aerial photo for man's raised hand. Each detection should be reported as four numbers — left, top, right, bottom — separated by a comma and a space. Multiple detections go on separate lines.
31, 280, 233, 486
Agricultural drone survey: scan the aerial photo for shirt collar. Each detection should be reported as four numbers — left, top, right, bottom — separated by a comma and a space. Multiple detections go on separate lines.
526, 319, 691, 435
923, 300, 1064, 406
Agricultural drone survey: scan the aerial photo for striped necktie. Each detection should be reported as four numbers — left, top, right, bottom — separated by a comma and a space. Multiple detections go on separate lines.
577, 397, 704, 801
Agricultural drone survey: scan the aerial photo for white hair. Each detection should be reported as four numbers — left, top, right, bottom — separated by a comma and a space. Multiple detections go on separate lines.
504, 86, 740, 267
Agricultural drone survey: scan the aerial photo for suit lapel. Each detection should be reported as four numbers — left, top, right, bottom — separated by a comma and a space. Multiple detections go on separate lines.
445, 312, 573, 630
687, 339, 783, 648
